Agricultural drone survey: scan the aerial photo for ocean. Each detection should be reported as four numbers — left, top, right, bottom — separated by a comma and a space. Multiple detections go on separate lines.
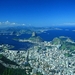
0, 27, 75, 50
0, 34, 33, 50
39, 29, 75, 41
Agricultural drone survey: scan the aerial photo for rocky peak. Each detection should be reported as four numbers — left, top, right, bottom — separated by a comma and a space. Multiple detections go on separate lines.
32, 32, 37, 37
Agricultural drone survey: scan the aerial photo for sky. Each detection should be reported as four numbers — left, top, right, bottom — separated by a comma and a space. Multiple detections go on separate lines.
0, 0, 75, 27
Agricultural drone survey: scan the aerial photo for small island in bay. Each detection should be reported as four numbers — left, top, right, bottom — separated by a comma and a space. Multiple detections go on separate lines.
14, 32, 43, 44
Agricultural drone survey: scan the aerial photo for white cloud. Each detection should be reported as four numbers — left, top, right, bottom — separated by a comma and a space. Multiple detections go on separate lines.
58, 23, 75, 26
5, 21, 10, 25
22, 24, 26, 26
63, 23, 75, 25
0, 21, 26, 26
0, 22, 2, 25
11, 23, 16, 25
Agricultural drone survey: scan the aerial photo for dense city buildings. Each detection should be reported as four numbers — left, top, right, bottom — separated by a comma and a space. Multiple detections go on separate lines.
0, 37, 75, 75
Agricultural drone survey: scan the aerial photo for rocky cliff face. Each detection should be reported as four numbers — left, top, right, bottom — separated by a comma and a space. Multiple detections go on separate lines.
29, 32, 43, 42
32, 32, 37, 37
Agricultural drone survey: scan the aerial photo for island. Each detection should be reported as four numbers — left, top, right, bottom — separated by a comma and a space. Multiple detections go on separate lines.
14, 32, 43, 44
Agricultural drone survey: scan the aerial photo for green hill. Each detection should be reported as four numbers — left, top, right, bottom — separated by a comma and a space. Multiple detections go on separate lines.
51, 36, 75, 51
29, 36, 43, 42
0, 54, 32, 75
0, 54, 18, 66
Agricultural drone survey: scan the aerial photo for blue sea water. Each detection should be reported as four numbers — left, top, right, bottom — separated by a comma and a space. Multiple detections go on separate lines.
0, 27, 75, 50
0, 34, 33, 50
39, 29, 75, 41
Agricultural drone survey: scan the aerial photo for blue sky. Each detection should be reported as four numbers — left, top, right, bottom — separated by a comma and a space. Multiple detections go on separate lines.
0, 0, 75, 27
